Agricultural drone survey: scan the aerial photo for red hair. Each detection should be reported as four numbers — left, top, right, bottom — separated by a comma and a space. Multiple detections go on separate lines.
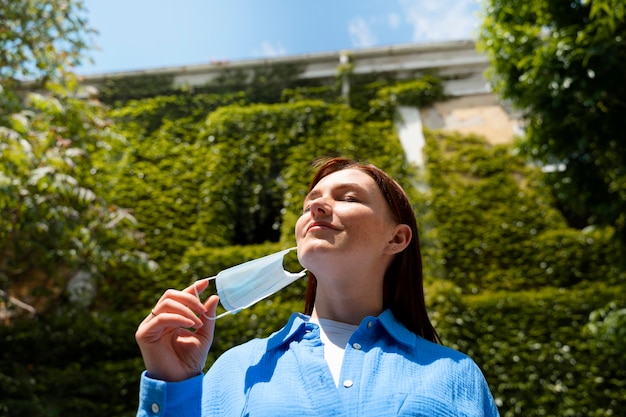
302, 157, 440, 343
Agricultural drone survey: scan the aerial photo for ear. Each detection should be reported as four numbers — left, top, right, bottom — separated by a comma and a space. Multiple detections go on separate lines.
384, 224, 412, 255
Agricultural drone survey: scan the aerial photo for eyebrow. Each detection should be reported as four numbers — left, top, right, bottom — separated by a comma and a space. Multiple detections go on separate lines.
304, 182, 368, 202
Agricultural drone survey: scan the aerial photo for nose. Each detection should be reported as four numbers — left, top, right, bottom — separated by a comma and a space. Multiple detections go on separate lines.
308, 197, 331, 217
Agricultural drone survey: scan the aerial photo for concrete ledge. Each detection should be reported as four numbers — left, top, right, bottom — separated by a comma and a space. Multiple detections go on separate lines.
81, 39, 490, 97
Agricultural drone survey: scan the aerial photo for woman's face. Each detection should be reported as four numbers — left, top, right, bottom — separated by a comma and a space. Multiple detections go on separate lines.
295, 168, 400, 273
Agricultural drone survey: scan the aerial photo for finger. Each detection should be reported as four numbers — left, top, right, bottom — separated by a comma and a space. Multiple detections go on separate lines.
184, 278, 211, 299
149, 312, 204, 331
153, 298, 205, 327
156, 289, 207, 316
136, 307, 202, 344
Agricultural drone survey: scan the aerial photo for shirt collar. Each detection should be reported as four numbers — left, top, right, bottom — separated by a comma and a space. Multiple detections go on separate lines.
377, 309, 419, 348
266, 312, 311, 351
266, 309, 418, 351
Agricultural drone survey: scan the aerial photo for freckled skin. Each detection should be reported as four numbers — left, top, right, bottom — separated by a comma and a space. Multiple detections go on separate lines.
295, 169, 407, 321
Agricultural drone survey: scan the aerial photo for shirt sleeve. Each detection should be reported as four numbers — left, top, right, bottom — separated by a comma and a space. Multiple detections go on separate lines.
481, 374, 500, 417
136, 371, 203, 417
467, 359, 501, 417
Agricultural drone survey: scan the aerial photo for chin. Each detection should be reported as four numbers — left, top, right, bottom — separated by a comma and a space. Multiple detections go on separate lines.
296, 240, 337, 266
298, 238, 336, 251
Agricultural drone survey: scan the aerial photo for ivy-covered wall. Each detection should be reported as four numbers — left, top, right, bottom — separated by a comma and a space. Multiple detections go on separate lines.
422, 130, 625, 416
102, 76, 431, 289
103, 69, 624, 417
1, 62, 624, 417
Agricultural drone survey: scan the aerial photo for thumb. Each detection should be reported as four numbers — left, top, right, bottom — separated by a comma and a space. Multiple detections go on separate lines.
196, 295, 219, 341
203, 295, 220, 318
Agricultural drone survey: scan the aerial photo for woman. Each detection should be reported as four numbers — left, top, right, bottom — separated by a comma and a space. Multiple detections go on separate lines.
136, 157, 499, 416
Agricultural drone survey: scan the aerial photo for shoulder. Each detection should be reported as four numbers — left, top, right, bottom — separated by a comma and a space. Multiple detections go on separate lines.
378, 310, 486, 379
209, 328, 275, 375
406, 338, 498, 414
417, 337, 489, 379
378, 310, 477, 366
416, 336, 473, 363
202, 312, 309, 406
208, 312, 308, 371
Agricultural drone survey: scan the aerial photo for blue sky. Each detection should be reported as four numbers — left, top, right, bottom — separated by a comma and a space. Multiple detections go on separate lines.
77, 0, 482, 75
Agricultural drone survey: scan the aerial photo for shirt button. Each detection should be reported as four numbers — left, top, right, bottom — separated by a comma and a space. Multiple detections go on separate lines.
343, 379, 354, 388
367, 321, 373, 329
352, 342, 362, 350
151, 403, 160, 413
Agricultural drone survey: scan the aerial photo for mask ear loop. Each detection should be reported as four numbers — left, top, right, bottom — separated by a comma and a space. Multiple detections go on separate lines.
205, 309, 242, 320
193, 278, 242, 321
192, 247, 306, 321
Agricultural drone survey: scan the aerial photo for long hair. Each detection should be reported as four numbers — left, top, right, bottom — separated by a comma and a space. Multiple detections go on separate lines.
302, 157, 440, 343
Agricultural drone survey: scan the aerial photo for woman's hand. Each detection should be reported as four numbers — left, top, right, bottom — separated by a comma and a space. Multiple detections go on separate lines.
135, 279, 219, 382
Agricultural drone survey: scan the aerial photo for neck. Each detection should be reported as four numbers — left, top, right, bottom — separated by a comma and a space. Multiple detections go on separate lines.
311, 276, 384, 325
305, 251, 392, 325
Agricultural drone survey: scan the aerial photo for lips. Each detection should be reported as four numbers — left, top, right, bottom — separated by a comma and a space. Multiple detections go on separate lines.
306, 221, 339, 234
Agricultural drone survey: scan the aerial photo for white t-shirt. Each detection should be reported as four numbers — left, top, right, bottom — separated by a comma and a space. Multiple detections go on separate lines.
308, 317, 359, 387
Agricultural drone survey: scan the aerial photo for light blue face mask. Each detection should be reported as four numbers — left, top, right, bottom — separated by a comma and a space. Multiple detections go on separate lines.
195, 247, 307, 320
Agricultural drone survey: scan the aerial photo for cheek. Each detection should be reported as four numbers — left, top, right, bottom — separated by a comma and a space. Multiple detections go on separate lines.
294, 215, 307, 239
353, 217, 392, 242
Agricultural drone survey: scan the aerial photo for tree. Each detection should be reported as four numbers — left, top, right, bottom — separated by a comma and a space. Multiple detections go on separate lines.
0, 76, 154, 317
0, 0, 94, 118
0, 0, 151, 320
0, 3, 158, 414
478, 0, 626, 240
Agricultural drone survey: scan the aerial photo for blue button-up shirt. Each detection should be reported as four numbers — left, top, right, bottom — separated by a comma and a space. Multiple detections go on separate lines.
137, 310, 499, 416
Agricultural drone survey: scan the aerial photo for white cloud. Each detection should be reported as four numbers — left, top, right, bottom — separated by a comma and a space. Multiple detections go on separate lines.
348, 17, 377, 48
399, 0, 479, 41
255, 41, 287, 58
388, 13, 401, 30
